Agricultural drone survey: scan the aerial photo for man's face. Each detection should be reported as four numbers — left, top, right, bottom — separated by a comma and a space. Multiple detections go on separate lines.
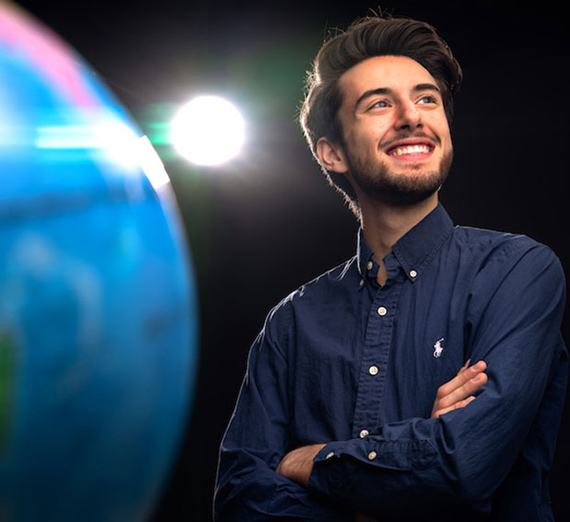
331, 55, 453, 206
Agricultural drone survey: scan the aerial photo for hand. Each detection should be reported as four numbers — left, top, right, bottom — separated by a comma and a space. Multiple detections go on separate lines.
275, 443, 326, 486
431, 360, 487, 418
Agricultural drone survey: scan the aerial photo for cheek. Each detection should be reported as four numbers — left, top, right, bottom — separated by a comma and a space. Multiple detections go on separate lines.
347, 123, 385, 149
442, 130, 453, 150
435, 115, 452, 139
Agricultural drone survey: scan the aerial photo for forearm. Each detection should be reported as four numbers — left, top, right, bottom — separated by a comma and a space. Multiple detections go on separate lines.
307, 417, 483, 517
276, 416, 483, 518
215, 447, 351, 521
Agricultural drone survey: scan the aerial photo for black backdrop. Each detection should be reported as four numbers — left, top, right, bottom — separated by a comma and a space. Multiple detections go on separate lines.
15, 1, 570, 520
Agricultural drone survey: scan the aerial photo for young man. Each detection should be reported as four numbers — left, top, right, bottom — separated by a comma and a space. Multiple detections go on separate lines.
214, 14, 567, 522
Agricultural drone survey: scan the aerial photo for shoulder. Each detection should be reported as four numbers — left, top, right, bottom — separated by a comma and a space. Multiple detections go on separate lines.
251, 256, 358, 354
452, 224, 539, 252
451, 225, 563, 275
451, 226, 566, 313
263, 256, 359, 327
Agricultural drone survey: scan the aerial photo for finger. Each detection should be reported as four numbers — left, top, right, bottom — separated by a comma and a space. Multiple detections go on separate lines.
437, 370, 488, 410
437, 360, 486, 398
433, 395, 477, 418
458, 359, 471, 374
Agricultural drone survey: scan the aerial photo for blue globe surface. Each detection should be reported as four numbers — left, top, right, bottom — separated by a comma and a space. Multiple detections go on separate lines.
0, 4, 198, 521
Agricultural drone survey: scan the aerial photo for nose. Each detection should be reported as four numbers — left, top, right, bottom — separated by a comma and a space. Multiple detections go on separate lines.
396, 100, 422, 130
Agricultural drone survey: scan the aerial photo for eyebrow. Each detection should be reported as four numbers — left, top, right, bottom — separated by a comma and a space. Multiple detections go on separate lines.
353, 83, 441, 112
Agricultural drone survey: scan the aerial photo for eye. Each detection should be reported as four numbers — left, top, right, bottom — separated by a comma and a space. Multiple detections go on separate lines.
369, 99, 390, 110
417, 95, 438, 105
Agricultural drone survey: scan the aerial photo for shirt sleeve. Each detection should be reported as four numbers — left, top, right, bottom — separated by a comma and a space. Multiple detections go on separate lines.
308, 241, 568, 519
214, 300, 352, 522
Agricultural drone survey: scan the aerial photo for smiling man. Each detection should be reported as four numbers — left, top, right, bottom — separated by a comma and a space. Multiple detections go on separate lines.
323, 56, 452, 206
214, 13, 567, 522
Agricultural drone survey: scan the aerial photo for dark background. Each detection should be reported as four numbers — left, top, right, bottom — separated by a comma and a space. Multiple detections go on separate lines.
15, 1, 569, 520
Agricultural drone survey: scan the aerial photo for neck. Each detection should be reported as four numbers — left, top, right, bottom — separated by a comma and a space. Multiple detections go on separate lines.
359, 193, 438, 264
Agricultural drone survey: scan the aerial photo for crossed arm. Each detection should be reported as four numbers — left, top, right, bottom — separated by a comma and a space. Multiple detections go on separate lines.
276, 360, 488, 487
216, 244, 566, 521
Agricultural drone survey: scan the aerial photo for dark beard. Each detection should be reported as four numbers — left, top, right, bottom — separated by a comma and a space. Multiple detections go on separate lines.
346, 148, 453, 207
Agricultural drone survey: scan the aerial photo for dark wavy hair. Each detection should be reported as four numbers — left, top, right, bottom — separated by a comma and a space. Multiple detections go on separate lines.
299, 14, 463, 212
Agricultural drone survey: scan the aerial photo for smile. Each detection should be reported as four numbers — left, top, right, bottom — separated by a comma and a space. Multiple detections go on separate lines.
388, 144, 432, 157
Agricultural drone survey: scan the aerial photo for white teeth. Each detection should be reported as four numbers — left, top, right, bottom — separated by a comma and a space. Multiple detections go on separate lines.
390, 145, 430, 156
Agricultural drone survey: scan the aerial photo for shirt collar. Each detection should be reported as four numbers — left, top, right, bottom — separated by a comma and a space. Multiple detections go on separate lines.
357, 203, 454, 283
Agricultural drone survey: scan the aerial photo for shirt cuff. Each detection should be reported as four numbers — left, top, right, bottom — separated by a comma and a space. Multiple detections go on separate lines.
308, 437, 439, 499
308, 442, 349, 498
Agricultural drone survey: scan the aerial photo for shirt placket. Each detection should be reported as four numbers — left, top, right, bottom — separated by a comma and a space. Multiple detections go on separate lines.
352, 274, 403, 440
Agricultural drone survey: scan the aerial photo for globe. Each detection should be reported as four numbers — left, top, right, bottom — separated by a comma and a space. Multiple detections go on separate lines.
0, 4, 198, 521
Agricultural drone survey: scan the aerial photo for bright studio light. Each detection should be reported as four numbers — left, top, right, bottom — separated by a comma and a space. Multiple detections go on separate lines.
170, 95, 245, 166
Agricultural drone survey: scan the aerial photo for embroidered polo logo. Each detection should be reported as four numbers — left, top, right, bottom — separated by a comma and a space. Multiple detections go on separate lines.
433, 338, 445, 358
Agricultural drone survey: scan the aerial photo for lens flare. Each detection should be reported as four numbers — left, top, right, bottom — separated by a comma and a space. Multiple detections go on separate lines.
170, 95, 245, 166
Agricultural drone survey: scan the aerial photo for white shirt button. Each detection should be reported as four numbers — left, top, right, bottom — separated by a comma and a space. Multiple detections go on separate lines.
368, 365, 379, 376
368, 451, 377, 461
359, 279, 364, 287
377, 306, 387, 316
359, 429, 369, 438
325, 451, 335, 460
367, 261, 373, 270
410, 269, 418, 278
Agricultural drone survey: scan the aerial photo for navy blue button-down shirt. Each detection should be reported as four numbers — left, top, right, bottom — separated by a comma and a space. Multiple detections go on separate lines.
215, 204, 568, 521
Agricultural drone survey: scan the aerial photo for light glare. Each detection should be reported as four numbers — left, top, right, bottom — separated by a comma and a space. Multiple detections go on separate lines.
170, 96, 245, 166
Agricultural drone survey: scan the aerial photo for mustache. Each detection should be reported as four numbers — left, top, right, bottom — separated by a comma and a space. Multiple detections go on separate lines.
379, 132, 441, 149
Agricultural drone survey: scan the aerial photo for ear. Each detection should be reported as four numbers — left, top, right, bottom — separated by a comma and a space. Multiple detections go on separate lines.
316, 137, 349, 174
